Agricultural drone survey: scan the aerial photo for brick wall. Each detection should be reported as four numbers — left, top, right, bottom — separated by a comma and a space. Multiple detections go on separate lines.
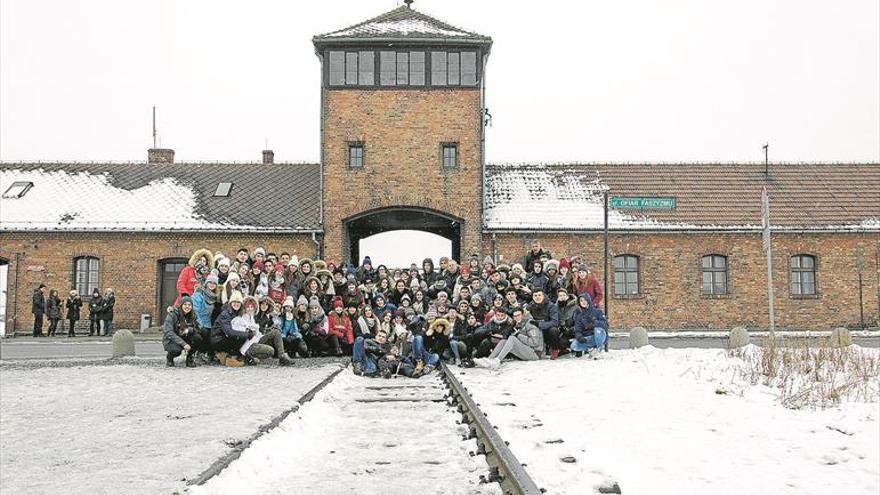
484, 232, 880, 330
0, 233, 316, 334
322, 88, 483, 263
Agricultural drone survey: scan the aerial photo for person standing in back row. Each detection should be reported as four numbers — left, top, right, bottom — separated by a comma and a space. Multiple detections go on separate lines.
88, 288, 103, 336
101, 288, 116, 336
32, 284, 47, 337
65, 290, 83, 337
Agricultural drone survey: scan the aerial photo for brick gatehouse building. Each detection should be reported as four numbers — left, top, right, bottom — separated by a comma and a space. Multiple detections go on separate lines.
1, 5, 878, 334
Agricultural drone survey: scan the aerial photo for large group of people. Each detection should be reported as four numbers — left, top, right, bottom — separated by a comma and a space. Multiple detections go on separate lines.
164, 241, 609, 373
31, 284, 115, 337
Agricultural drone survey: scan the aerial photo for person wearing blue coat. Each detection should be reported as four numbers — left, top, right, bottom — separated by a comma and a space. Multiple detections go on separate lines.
570, 293, 608, 358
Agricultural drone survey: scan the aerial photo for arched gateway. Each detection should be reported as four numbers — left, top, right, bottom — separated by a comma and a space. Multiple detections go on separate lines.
343, 207, 463, 265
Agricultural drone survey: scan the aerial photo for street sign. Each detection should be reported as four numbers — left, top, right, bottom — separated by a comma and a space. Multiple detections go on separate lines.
610, 197, 676, 209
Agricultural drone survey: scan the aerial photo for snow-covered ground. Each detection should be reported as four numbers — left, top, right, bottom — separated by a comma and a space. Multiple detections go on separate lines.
453, 346, 880, 495
0, 361, 343, 495
193, 371, 500, 495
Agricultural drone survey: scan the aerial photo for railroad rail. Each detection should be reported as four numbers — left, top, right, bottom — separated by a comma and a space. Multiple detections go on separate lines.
186, 362, 544, 494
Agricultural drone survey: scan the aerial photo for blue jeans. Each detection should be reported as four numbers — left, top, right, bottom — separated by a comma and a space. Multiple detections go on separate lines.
570, 327, 607, 352
412, 335, 440, 366
352, 336, 378, 374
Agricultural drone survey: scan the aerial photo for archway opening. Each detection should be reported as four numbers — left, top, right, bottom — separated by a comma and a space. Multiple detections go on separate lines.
359, 230, 452, 270
344, 207, 462, 266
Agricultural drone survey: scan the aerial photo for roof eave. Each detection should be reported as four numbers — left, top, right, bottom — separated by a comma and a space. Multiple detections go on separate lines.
313, 36, 492, 50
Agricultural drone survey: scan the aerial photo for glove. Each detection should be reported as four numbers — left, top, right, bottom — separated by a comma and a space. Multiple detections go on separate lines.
577, 335, 587, 344
247, 329, 255, 339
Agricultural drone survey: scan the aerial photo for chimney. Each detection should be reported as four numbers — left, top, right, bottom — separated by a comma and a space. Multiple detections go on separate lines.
148, 148, 175, 164
262, 149, 274, 164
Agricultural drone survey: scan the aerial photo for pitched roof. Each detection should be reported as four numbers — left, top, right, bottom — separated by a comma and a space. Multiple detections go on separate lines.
313, 5, 491, 45
0, 162, 322, 232
484, 163, 880, 232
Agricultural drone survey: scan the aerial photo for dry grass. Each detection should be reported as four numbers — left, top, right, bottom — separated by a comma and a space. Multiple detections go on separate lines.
730, 339, 880, 409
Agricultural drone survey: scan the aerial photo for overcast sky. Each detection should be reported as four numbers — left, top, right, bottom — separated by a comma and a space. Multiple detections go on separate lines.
1, 0, 878, 164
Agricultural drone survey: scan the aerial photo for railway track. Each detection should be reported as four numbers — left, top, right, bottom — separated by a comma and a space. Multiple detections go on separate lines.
187, 362, 544, 495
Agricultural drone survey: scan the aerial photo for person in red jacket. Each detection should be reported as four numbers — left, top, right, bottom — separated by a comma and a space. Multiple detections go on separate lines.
327, 296, 354, 355
174, 249, 214, 307
585, 269, 604, 308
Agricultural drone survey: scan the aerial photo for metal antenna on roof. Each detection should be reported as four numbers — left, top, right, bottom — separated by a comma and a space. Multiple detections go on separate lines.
404, 0, 413, 8
152, 106, 158, 149
763, 142, 769, 177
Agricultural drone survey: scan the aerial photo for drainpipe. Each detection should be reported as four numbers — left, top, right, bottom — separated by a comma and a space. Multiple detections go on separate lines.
12, 252, 21, 336
311, 232, 321, 259
491, 232, 497, 265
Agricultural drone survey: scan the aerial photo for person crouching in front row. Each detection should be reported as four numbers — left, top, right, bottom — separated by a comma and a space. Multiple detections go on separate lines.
163, 296, 202, 367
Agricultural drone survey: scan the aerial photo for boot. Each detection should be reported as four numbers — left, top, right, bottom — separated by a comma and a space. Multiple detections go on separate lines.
166, 353, 176, 367
550, 349, 560, 360
413, 359, 425, 376
185, 352, 196, 368
279, 353, 293, 366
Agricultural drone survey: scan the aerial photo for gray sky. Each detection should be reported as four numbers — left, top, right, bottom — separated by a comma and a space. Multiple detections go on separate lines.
1, 0, 878, 164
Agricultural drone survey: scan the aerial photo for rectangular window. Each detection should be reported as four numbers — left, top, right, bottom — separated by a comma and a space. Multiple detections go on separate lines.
74, 257, 100, 296
358, 51, 374, 85
380, 51, 396, 86
447, 52, 460, 85
442, 143, 458, 169
345, 52, 358, 85
328, 51, 345, 86
613, 255, 640, 296
431, 51, 447, 86
213, 182, 233, 197
348, 143, 364, 169
410, 51, 425, 85
790, 255, 817, 295
701, 255, 728, 295
461, 52, 477, 86
396, 52, 409, 85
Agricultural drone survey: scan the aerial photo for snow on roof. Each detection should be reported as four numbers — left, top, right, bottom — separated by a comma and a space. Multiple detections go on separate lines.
314, 6, 491, 43
0, 166, 315, 232
485, 163, 880, 232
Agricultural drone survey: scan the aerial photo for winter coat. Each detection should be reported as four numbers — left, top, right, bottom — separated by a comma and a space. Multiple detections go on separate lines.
175, 248, 214, 307
46, 295, 62, 320
31, 289, 46, 316
163, 306, 198, 349
356, 315, 380, 338
88, 295, 103, 321
210, 305, 248, 346
65, 296, 83, 321
191, 286, 216, 329
388, 288, 411, 308
526, 299, 559, 333
279, 316, 302, 340
342, 288, 365, 309
526, 272, 549, 294
585, 277, 604, 308
556, 298, 578, 333
373, 301, 397, 321
513, 317, 544, 355
100, 293, 115, 320
574, 296, 609, 341
328, 312, 354, 344
487, 315, 514, 340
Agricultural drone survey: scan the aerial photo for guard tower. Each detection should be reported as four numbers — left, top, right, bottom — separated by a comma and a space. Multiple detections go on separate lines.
313, 2, 492, 264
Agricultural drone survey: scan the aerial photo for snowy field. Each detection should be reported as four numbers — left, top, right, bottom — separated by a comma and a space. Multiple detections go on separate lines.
453, 346, 880, 495
193, 371, 500, 495
0, 360, 343, 495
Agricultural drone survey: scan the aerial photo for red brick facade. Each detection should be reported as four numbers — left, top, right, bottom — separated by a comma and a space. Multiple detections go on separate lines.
0, 233, 316, 334
485, 232, 880, 330
321, 88, 483, 263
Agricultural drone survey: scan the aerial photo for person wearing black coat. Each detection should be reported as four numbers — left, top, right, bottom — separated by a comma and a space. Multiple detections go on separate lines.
100, 288, 116, 336
524, 241, 552, 274
31, 284, 46, 337
526, 288, 561, 359
88, 288, 103, 336
65, 290, 83, 337
46, 289, 62, 337
163, 296, 201, 367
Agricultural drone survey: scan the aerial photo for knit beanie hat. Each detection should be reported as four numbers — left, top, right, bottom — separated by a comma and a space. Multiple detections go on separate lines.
560, 258, 570, 270
289, 255, 299, 267
205, 273, 219, 285
308, 296, 321, 310
180, 295, 193, 307
229, 292, 244, 305
226, 272, 240, 283
217, 257, 231, 268
255, 247, 266, 256
332, 295, 344, 309
297, 295, 308, 307
483, 255, 494, 266
252, 260, 264, 272
362, 256, 372, 266
283, 296, 295, 309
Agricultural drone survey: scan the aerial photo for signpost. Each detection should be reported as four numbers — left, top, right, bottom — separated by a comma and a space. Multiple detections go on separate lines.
610, 197, 676, 209
762, 187, 776, 346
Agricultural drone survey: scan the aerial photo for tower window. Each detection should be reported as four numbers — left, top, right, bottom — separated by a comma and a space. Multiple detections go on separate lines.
441, 143, 458, 169
431, 51, 447, 86
348, 143, 364, 169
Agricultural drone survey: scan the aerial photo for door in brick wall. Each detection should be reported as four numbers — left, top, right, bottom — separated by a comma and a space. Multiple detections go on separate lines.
0, 258, 7, 337
159, 259, 187, 323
